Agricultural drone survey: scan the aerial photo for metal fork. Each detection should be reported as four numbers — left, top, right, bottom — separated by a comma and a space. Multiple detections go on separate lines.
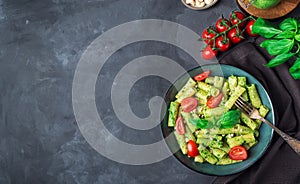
235, 97, 300, 155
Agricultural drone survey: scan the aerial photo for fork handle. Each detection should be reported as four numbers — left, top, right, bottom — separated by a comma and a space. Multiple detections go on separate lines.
260, 118, 300, 155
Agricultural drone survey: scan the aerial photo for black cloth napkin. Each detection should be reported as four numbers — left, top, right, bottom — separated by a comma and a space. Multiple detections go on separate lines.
213, 37, 300, 184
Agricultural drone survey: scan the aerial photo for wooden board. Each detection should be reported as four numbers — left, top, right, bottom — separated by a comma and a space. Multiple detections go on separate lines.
237, 0, 299, 19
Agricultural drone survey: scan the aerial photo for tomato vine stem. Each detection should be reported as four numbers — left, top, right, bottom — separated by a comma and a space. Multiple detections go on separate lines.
201, 16, 256, 51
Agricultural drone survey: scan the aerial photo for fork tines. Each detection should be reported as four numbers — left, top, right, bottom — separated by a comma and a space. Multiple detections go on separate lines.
235, 97, 254, 115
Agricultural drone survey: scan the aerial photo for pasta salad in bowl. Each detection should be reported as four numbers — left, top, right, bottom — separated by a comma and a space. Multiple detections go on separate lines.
161, 64, 274, 176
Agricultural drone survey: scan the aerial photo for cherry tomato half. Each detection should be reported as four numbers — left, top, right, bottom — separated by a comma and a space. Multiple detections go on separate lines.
194, 70, 210, 81
187, 140, 199, 157
207, 93, 223, 108
175, 117, 185, 135
229, 146, 248, 160
227, 28, 244, 44
246, 20, 258, 37
215, 18, 231, 33
181, 97, 198, 112
230, 11, 246, 28
201, 27, 217, 46
216, 36, 231, 52
202, 45, 218, 60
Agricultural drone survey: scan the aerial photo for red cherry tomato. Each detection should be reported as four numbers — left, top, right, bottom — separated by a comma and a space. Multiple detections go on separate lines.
216, 36, 231, 52
201, 27, 217, 46
202, 46, 218, 60
206, 93, 223, 108
181, 97, 198, 112
187, 140, 199, 157
227, 28, 244, 44
175, 117, 185, 135
194, 70, 211, 81
230, 11, 246, 28
229, 146, 248, 160
215, 18, 231, 33
246, 20, 258, 37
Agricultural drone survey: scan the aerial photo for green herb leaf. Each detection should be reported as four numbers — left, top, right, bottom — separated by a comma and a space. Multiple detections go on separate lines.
217, 110, 241, 129
252, 18, 282, 38
260, 39, 294, 56
289, 58, 300, 79
266, 53, 295, 68
279, 18, 298, 32
189, 118, 209, 129
274, 31, 295, 39
212, 116, 219, 127
295, 34, 300, 42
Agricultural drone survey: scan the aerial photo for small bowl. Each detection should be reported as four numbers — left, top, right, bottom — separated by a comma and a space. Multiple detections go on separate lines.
181, 0, 218, 10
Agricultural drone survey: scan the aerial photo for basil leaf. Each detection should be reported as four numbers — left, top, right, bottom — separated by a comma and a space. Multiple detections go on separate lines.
217, 110, 241, 129
266, 53, 295, 68
274, 31, 295, 39
279, 18, 298, 32
221, 124, 235, 129
289, 58, 300, 79
252, 18, 282, 38
212, 116, 219, 127
189, 118, 209, 129
260, 39, 294, 56
295, 34, 300, 42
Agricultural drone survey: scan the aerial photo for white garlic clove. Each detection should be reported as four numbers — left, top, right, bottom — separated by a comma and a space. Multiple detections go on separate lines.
195, 0, 205, 7
191, 0, 196, 6
204, 0, 214, 5
186, 0, 195, 6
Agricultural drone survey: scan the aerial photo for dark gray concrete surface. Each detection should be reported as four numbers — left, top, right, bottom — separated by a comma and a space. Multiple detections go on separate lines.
0, 0, 299, 183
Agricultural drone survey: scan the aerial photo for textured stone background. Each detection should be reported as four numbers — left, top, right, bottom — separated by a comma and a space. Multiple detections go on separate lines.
0, 0, 299, 183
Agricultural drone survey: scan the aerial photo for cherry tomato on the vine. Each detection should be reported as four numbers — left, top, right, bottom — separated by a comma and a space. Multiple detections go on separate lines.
215, 36, 231, 52
187, 140, 199, 157
230, 11, 246, 28
246, 19, 258, 37
227, 28, 244, 44
215, 18, 231, 33
202, 46, 218, 60
201, 27, 217, 46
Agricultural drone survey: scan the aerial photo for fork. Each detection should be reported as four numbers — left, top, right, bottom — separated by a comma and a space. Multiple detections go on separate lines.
235, 97, 300, 155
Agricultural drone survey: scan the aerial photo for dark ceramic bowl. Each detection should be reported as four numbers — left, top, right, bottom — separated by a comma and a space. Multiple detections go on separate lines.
161, 64, 274, 176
